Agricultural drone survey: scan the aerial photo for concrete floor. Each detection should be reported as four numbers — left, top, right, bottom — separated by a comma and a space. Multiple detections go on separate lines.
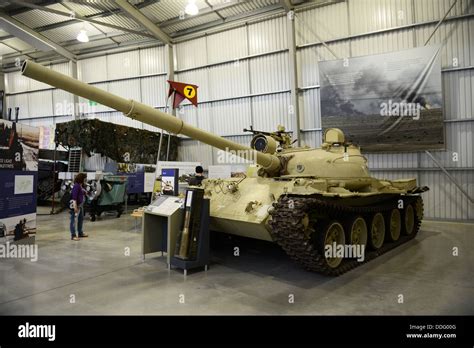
0, 208, 473, 315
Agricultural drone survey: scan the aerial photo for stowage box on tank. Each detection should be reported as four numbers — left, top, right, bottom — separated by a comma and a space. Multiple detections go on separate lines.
22, 60, 428, 275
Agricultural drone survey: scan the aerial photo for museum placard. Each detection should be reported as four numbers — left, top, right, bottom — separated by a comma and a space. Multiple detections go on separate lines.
0, 120, 39, 245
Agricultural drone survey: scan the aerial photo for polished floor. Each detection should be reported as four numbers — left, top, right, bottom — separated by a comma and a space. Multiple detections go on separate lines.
0, 208, 473, 315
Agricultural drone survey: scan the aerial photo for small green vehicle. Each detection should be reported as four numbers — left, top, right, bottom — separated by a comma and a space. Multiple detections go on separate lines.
86, 175, 128, 222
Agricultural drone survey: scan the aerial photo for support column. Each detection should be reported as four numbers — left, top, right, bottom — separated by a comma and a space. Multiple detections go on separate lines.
0, 71, 5, 120
287, 10, 301, 146
165, 44, 176, 116
163, 43, 176, 161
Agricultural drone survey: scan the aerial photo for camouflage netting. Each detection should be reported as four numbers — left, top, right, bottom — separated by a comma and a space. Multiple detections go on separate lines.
55, 119, 179, 164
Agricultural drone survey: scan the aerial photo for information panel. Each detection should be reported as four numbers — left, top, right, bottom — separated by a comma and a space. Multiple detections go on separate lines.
0, 120, 39, 245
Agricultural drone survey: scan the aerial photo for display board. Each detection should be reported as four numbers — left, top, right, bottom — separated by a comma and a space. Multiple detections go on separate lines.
0, 120, 39, 245
119, 172, 144, 194
161, 168, 179, 196
118, 172, 156, 194
39, 125, 56, 150
152, 161, 201, 199
319, 45, 444, 152
155, 161, 200, 177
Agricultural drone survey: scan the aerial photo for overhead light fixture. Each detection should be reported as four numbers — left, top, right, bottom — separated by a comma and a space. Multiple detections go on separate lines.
185, 0, 199, 16
77, 29, 89, 43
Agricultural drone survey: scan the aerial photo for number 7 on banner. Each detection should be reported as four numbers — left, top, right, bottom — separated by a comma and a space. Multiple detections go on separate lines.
167, 80, 198, 109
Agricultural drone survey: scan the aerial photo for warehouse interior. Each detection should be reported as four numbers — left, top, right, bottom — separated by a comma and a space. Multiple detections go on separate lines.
0, 0, 473, 315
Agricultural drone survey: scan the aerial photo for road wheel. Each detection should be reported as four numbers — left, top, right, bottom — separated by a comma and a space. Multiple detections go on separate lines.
403, 204, 415, 235
385, 209, 401, 242
369, 213, 385, 250
319, 221, 346, 269
345, 216, 368, 247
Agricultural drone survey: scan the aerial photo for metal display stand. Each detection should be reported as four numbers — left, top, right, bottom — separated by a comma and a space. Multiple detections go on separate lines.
170, 199, 210, 276
141, 196, 183, 265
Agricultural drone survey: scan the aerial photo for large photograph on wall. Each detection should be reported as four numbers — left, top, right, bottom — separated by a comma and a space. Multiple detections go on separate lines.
319, 45, 444, 152
0, 120, 39, 170
0, 120, 39, 245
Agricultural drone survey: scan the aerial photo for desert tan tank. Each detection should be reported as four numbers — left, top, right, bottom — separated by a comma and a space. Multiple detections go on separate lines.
22, 60, 428, 275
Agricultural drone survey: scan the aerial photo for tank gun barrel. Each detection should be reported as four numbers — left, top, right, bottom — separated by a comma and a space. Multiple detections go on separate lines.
21, 60, 280, 173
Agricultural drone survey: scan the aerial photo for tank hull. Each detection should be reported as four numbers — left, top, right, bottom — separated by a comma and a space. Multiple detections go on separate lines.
204, 175, 427, 242
210, 217, 273, 241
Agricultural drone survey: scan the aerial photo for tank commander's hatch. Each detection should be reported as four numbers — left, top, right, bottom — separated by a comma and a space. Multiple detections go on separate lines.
323, 128, 345, 145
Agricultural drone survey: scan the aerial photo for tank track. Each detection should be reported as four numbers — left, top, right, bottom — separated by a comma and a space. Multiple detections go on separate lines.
269, 194, 423, 276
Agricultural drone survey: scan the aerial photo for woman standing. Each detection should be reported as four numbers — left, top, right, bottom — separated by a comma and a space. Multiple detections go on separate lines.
70, 173, 89, 241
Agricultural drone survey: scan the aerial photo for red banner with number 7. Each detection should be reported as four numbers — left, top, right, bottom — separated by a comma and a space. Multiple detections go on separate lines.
167, 80, 198, 109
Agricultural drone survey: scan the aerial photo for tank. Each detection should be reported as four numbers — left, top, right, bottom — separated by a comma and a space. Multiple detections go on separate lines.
22, 60, 429, 275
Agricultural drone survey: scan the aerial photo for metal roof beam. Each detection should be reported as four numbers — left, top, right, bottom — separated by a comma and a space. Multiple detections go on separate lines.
204, 0, 225, 20
159, 0, 242, 28
0, 40, 35, 60
59, 0, 154, 14
114, 0, 172, 45
0, 28, 154, 62
0, 11, 76, 61
32, 9, 123, 32
280, 0, 294, 12
170, 4, 283, 37
9, 0, 154, 39
59, 1, 121, 47
6, 0, 58, 16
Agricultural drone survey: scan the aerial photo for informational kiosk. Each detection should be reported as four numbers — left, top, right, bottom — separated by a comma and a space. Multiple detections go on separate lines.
141, 195, 183, 266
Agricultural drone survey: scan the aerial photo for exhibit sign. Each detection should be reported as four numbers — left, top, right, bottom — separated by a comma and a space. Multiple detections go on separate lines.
144, 173, 155, 193
118, 172, 144, 194
0, 172, 38, 244
118, 171, 157, 194
319, 45, 444, 152
39, 125, 56, 150
156, 161, 200, 177
0, 120, 39, 246
152, 162, 200, 200
161, 168, 179, 196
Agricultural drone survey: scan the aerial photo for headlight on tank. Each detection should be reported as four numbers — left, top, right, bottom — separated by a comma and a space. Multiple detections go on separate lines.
251, 134, 277, 154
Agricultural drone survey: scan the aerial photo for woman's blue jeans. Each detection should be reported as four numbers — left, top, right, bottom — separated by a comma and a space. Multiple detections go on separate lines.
70, 207, 84, 237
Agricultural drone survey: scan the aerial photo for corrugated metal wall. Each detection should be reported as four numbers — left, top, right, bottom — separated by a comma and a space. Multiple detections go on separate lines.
4, 0, 473, 220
